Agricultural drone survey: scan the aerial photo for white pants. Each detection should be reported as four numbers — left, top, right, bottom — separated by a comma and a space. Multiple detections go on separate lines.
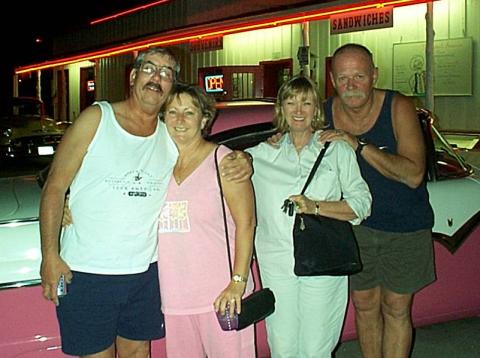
260, 270, 348, 358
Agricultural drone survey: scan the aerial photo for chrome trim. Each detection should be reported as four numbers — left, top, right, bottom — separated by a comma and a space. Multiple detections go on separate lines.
0, 217, 39, 226
433, 211, 480, 254
0, 279, 41, 290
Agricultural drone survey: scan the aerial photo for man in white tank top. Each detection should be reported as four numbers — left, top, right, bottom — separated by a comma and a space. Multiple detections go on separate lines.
39, 47, 252, 358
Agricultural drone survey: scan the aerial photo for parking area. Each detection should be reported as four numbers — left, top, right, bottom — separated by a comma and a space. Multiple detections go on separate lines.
336, 316, 480, 358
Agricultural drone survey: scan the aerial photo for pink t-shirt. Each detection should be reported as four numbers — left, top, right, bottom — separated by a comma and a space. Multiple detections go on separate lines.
157, 145, 253, 315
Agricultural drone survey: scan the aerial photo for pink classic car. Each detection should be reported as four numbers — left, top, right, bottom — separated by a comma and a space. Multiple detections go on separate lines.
1, 101, 479, 357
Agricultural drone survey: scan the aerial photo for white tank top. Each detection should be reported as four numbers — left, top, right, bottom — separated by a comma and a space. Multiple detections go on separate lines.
60, 101, 178, 274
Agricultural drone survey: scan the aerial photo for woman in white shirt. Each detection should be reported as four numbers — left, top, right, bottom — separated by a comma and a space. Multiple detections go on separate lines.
246, 75, 371, 358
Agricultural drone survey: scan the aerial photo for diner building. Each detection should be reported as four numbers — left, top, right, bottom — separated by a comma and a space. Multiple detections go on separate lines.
14, 0, 480, 132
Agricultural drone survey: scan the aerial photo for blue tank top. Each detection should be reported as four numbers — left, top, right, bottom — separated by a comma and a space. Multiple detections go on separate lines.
325, 90, 434, 232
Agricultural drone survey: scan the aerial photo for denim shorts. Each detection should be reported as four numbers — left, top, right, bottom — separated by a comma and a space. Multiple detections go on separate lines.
56, 263, 165, 356
350, 226, 436, 294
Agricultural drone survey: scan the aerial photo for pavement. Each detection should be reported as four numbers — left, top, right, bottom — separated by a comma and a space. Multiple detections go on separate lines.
335, 316, 480, 357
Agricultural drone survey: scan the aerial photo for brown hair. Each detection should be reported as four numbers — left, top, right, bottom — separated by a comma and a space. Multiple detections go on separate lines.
161, 83, 217, 136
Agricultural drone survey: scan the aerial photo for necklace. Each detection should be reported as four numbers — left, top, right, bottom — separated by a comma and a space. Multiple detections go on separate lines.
174, 155, 199, 184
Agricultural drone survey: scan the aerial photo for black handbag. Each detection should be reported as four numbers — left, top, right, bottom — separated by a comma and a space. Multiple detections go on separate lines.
292, 142, 362, 276
214, 147, 275, 331
215, 286, 276, 331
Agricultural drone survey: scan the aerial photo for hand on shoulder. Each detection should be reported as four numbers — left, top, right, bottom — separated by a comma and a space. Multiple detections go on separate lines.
220, 150, 253, 183
266, 132, 283, 148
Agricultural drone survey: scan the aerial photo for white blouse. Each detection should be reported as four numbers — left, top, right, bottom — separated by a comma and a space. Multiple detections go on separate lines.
246, 131, 371, 275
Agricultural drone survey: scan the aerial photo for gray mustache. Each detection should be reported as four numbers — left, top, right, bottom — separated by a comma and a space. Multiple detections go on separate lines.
145, 82, 163, 92
342, 90, 366, 99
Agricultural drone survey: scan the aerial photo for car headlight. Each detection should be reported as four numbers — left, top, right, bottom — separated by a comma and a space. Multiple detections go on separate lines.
2, 127, 12, 137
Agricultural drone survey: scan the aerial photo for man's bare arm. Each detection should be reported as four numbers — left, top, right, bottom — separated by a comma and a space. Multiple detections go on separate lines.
359, 94, 426, 188
39, 105, 101, 305
319, 94, 426, 189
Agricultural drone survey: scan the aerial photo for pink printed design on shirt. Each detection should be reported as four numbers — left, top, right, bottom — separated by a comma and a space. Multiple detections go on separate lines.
158, 201, 191, 233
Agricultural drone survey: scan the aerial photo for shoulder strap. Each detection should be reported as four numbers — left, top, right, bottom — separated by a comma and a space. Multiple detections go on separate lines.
214, 146, 233, 277
300, 141, 331, 195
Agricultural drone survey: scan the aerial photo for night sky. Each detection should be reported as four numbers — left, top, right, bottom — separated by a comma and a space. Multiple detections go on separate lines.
0, 1, 153, 103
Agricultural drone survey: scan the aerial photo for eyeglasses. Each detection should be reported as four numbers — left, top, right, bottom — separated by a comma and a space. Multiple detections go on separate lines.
139, 62, 175, 82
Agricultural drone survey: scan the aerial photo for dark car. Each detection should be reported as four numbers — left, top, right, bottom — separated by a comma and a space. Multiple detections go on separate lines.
0, 97, 69, 159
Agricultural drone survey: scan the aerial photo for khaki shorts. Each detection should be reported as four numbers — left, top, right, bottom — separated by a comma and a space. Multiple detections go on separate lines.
350, 226, 436, 294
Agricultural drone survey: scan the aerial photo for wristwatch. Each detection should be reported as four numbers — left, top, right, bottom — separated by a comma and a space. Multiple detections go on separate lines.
232, 274, 247, 283
356, 138, 368, 156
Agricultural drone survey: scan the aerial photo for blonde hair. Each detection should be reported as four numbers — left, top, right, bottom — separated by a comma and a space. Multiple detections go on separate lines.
273, 76, 324, 133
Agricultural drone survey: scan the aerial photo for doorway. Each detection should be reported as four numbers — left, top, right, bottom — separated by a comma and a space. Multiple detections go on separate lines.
260, 59, 293, 99
80, 66, 96, 112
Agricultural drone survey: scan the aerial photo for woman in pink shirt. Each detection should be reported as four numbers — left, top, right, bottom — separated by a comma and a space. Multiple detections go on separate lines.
157, 83, 256, 358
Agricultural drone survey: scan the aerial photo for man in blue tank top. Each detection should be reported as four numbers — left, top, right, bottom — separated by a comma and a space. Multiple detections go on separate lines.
320, 44, 435, 358
39, 47, 253, 358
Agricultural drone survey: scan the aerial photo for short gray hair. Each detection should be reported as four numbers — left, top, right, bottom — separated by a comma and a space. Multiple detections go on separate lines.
332, 43, 375, 71
133, 47, 180, 78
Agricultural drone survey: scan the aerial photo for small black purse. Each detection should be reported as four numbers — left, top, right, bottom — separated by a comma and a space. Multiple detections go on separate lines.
215, 286, 276, 331
289, 142, 362, 276
214, 147, 275, 331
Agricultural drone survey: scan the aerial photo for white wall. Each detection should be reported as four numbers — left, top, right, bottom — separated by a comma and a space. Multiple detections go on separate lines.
184, 24, 302, 82
66, 61, 95, 120
312, 0, 479, 131
85, 0, 479, 131
184, 0, 479, 131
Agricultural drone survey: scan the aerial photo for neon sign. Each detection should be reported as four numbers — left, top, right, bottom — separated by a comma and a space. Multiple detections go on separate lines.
205, 74, 224, 93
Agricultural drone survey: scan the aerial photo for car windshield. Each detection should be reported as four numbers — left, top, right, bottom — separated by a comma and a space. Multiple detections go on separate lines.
431, 125, 473, 180
1, 98, 43, 117
12, 101, 42, 117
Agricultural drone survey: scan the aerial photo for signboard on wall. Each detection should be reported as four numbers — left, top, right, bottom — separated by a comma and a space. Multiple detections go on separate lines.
87, 80, 95, 92
330, 6, 393, 34
189, 37, 223, 53
393, 38, 472, 96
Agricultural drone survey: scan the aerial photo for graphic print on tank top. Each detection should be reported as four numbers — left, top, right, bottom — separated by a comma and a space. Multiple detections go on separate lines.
105, 169, 166, 198
158, 201, 191, 233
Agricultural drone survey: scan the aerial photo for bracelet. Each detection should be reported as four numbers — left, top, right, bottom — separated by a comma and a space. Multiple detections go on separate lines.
232, 274, 247, 283
315, 201, 320, 215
